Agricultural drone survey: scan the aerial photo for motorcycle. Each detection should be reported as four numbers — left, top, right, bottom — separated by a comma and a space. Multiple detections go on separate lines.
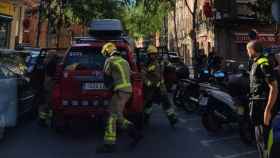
174, 79, 200, 113
200, 70, 255, 144
173, 69, 227, 113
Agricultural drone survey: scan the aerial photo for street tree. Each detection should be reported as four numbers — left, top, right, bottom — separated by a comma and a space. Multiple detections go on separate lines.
184, 0, 198, 65
41, 0, 74, 48
121, 0, 178, 51
121, 1, 168, 39
40, 0, 124, 48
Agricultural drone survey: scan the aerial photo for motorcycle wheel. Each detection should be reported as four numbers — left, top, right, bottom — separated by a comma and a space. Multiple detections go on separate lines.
202, 112, 221, 133
239, 119, 255, 144
173, 96, 198, 113
182, 100, 199, 113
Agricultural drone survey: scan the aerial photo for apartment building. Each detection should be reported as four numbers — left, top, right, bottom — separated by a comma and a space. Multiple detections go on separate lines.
0, 0, 30, 49
168, 0, 278, 64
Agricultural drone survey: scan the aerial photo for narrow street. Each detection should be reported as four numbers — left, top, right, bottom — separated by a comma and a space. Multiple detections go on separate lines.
0, 108, 258, 158
1, 1, 279, 158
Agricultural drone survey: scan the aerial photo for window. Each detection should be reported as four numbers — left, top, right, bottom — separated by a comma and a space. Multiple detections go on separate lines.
0, 21, 10, 48
0, 66, 16, 78
64, 47, 129, 70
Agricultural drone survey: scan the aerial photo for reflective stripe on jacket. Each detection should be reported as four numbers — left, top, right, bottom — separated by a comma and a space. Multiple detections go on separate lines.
104, 55, 132, 92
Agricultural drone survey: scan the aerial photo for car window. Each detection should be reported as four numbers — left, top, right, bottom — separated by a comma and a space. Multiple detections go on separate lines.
0, 66, 16, 78
64, 47, 106, 70
0, 53, 27, 75
64, 47, 129, 70
26, 51, 41, 65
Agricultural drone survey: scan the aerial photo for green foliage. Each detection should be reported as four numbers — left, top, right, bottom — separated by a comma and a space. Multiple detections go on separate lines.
41, 0, 174, 39
69, 0, 123, 25
121, 0, 173, 38
41, 0, 74, 34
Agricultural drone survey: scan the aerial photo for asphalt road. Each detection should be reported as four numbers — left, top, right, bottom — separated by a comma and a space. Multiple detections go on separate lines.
0, 107, 258, 158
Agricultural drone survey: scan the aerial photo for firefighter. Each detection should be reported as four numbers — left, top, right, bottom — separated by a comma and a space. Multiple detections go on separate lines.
246, 41, 278, 158
38, 54, 58, 126
96, 42, 142, 153
141, 45, 178, 127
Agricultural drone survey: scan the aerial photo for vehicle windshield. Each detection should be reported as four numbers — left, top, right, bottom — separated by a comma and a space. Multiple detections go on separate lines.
64, 47, 129, 70
64, 47, 105, 70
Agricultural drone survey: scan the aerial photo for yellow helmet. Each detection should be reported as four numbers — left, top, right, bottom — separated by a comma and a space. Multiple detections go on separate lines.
147, 45, 158, 55
101, 42, 117, 56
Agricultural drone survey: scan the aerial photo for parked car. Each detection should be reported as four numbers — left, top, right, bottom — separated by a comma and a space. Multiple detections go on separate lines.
0, 50, 35, 140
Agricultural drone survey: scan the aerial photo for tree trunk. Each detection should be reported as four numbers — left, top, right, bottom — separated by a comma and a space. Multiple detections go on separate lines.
56, 30, 60, 48
192, 0, 198, 78
36, 1, 43, 48
173, 1, 181, 56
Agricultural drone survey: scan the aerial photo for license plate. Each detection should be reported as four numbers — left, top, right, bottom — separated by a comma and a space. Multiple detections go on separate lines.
199, 95, 208, 106
83, 82, 105, 90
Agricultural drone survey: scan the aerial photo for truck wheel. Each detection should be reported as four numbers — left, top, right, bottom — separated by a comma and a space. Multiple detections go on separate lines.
202, 112, 221, 133
183, 100, 199, 113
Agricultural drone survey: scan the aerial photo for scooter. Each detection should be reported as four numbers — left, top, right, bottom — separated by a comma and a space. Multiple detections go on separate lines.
173, 69, 227, 113
200, 71, 254, 144
174, 79, 200, 112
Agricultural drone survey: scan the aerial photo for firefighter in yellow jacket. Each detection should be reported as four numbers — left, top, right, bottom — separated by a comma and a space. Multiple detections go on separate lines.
141, 45, 178, 127
96, 42, 142, 153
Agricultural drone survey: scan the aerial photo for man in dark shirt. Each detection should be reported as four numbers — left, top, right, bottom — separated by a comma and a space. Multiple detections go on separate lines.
247, 41, 278, 158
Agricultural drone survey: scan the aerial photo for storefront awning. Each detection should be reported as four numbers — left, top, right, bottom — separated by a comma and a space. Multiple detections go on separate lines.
0, 14, 13, 22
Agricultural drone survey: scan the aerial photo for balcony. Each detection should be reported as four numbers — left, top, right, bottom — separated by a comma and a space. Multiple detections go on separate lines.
213, 0, 257, 25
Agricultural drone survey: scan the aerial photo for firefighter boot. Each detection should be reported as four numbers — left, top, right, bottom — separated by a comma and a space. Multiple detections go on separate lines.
143, 113, 150, 125
168, 114, 178, 129
128, 124, 143, 148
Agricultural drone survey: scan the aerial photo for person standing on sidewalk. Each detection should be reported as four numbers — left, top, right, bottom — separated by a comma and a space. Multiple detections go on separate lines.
247, 41, 278, 158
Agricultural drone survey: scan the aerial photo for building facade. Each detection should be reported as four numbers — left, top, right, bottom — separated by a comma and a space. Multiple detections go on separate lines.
0, 0, 37, 49
168, 0, 278, 65
168, 0, 194, 64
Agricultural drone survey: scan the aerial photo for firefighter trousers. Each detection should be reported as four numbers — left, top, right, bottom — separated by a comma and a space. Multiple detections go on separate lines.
143, 86, 177, 123
104, 91, 133, 145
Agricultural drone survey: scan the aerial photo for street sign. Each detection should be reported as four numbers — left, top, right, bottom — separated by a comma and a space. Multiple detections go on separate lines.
272, 0, 280, 23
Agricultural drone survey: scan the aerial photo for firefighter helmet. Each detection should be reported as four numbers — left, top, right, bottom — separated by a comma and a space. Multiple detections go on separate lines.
101, 42, 117, 57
